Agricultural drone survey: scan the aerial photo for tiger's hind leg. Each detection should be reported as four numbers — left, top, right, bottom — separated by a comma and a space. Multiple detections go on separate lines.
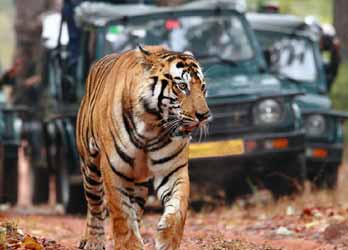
79, 161, 106, 250
100, 155, 144, 250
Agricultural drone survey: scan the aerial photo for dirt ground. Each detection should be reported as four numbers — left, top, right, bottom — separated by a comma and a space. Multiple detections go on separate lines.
1, 194, 348, 250
1, 151, 348, 250
2, 183, 348, 250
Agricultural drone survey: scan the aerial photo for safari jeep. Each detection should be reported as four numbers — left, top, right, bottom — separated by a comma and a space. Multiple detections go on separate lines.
0, 98, 23, 204
247, 13, 348, 189
42, 0, 306, 212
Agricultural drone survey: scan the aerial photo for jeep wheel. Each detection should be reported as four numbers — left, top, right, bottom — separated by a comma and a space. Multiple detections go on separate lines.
55, 145, 86, 214
31, 166, 49, 204
308, 162, 339, 189
224, 175, 253, 203
55, 145, 69, 206
2, 145, 19, 204
264, 153, 306, 199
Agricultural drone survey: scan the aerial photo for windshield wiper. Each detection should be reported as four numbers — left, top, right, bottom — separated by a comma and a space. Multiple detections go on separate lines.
195, 54, 238, 66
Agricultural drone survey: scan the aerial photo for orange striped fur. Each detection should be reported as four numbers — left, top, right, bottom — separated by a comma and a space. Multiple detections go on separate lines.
76, 45, 210, 250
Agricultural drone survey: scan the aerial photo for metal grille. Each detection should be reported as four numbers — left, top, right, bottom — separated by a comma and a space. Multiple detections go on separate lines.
195, 103, 253, 140
212, 103, 251, 132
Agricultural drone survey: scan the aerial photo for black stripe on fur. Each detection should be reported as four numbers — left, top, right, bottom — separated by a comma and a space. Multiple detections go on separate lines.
155, 162, 187, 193
109, 129, 135, 167
87, 164, 102, 177
105, 153, 135, 182
151, 142, 186, 165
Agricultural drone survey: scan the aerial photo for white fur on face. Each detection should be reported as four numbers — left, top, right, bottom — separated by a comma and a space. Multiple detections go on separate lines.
170, 63, 193, 94
170, 63, 183, 79
153, 80, 162, 98
182, 72, 191, 86
196, 67, 204, 81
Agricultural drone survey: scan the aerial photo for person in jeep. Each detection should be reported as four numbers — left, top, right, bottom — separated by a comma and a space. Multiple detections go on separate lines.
320, 24, 341, 91
62, 0, 178, 73
2, 0, 63, 205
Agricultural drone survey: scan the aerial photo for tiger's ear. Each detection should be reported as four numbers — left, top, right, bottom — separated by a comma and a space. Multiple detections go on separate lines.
138, 44, 155, 70
138, 44, 151, 57
138, 44, 154, 63
183, 50, 194, 56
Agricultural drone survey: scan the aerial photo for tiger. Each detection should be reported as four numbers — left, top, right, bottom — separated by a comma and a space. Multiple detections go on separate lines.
76, 45, 210, 250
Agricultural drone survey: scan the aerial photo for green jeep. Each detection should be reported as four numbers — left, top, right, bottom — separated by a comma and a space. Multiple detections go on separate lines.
42, 0, 306, 212
0, 95, 23, 204
247, 13, 348, 188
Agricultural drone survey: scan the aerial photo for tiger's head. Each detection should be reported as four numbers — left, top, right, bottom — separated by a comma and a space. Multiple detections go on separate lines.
138, 45, 211, 136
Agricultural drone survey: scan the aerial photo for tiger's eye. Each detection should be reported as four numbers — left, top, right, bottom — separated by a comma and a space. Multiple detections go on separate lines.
178, 83, 187, 90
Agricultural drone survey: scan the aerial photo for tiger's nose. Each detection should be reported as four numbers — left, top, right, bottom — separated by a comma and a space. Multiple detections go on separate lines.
195, 111, 212, 122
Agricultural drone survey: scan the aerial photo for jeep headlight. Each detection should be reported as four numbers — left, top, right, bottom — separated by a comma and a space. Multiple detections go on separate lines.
304, 114, 326, 136
253, 99, 283, 125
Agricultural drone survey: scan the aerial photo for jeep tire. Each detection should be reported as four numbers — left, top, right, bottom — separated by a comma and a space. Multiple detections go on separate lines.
1, 145, 19, 204
263, 153, 306, 199
31, 166, 49, 204
55, 145, 86, 214
308, 162, 339, 189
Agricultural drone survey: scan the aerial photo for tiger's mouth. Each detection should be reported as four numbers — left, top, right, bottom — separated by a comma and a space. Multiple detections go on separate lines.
171, 121, 206, 137
166, 116, 206, 137
179, 124, 199, 132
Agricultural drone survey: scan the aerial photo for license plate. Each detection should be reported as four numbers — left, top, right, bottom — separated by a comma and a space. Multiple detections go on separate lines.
189, 139, 245, 159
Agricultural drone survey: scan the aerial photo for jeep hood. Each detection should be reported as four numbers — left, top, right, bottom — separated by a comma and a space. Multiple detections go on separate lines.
276, 79, 332, 111
207, 73, 298, 103
206, 73, 332, 111
295, 94, 331, 111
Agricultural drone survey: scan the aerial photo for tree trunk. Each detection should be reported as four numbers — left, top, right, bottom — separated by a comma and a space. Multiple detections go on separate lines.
334, 0, 348, 58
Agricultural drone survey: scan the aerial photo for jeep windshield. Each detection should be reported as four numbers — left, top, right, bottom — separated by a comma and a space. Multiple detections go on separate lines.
104, 13, 254, 63
255, 31, 318, 83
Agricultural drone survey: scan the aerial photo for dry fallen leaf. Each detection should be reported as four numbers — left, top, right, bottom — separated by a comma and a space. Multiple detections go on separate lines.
21, 235, 43, 250
0, 227, 6, 245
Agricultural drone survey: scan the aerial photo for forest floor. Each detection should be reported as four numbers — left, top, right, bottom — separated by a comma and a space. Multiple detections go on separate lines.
1, 151, 348, 250
1, 196, 348, 250
2, 175, 348, 250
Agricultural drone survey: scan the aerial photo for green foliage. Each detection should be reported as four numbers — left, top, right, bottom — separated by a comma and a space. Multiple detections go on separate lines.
0, 0, 14, 68
0, 0, 12, 9
247, 0, 333, 23
278, 0, 332, 23
330, 63, 348, 112
331, 64, 348, 139
330, 63, 348, 140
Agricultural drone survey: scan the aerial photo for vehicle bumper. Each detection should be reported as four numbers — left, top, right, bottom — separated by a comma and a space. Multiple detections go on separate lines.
305, 142, 343, 164
188, 131, 304, 188
189, 130, 304, 160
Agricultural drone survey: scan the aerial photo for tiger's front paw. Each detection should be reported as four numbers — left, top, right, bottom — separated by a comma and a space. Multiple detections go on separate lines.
78, 238, 105, 250
155, 212, 184, 250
